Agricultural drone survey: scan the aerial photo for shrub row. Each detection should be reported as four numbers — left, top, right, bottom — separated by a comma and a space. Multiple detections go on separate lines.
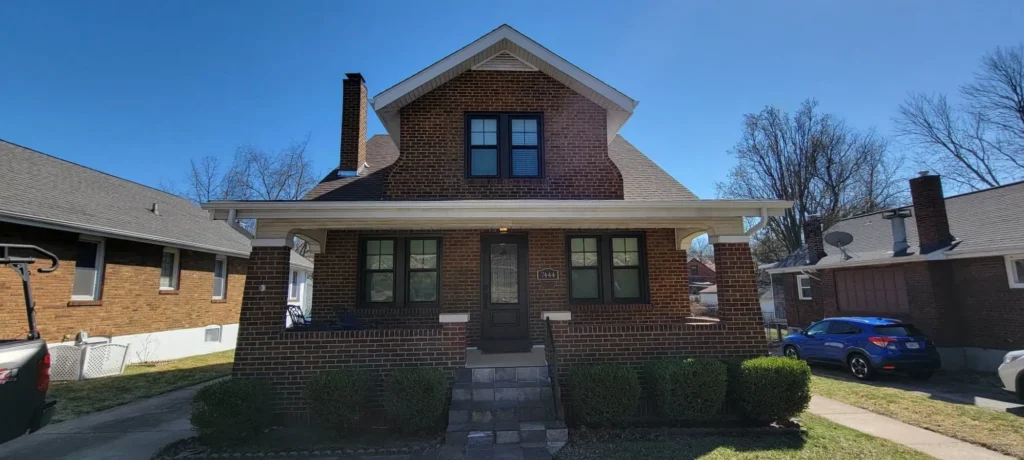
191, 368, 448, 444
568, 356, 810, 426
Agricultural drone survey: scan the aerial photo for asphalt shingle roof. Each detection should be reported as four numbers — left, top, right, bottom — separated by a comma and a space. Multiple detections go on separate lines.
0, 140, 251, 257
304, 134, 697, 201
770, 180, 1024, 270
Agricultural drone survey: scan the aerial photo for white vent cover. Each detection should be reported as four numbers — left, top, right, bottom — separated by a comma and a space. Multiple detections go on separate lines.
472, 51, 538, 72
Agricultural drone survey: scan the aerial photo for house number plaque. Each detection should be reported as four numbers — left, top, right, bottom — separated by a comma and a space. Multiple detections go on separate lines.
537, 268, 559, 280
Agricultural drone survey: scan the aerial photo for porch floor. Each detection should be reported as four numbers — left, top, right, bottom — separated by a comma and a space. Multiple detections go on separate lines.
465, 347, 546, 368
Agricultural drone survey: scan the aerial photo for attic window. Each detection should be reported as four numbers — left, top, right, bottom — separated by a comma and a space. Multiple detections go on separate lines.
466, 113, 543, 179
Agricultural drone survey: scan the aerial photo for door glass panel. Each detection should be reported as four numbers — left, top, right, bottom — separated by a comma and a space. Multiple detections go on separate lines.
490, 243, 518, 304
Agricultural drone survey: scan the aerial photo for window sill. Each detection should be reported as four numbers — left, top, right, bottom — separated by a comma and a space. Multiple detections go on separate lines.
211, 298, 228, 304
67, 300, 103, 307
159, 289, 180, 295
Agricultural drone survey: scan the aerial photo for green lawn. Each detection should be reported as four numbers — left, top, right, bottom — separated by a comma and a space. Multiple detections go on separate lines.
554, 414, 930, 460
48, 350, 234, 423
812, 373, 1024, 459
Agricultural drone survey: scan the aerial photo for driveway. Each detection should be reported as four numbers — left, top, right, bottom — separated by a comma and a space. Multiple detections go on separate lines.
812, 366, 1023, 415
0, 381, 211, 460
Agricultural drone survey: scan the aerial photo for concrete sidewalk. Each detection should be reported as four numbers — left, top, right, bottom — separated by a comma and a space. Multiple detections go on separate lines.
808, 395, 1013, 460
0, 380, 216, 460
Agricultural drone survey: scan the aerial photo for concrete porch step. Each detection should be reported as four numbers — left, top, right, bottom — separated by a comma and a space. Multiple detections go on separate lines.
446, 421, 568, 446
455, 365, 550, 385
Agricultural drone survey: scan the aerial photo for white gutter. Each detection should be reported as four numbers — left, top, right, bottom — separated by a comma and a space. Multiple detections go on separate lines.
201, 199, 793, 229
744, 207, 770, 236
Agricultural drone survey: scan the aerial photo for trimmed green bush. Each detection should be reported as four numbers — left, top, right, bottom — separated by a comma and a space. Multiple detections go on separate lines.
383, 368, 448, 434
647, 358, 728, 420
568, 363, 640, 426
305, 369, 372, 434
191, 378, 273, 444
737, 356, 811, 422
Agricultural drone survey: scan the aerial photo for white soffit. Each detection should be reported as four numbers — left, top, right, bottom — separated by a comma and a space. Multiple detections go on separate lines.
371, 24, 638, 145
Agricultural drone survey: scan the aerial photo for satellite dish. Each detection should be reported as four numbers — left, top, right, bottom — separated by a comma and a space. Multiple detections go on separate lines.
824, 231, 854, 260
824, 232, 853, 248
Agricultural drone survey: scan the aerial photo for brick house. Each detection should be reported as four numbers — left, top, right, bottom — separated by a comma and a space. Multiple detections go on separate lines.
202, 25, 790, 434
0, 140, 251, 362
687, 257, 716, 295
767, 173, 1024, 371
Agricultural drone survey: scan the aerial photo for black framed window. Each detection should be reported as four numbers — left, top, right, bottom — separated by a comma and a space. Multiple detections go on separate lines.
690, 265, 699, 276
466, 113, 543, 178
364, 239, 396, 304
567, 233, 648, 304
360, 237, 441, 307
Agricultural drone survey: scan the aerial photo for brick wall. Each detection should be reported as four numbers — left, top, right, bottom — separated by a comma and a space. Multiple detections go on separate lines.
780, 273, 825, 328
310, 228, 701, 347
0, 222, 245, 341
232, 246, 466, 417
687, 259, 716, 285
546, 241, 765, 409
779, 257, 1023, 351
385, 70, 624, 200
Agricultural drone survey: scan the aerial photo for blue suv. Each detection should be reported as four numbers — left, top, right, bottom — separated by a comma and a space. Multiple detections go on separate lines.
782, 317, 942, 380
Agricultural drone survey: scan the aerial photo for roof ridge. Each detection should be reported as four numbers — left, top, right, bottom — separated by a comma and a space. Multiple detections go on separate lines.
835, 178, 1024, 224
0, 138, 197, 207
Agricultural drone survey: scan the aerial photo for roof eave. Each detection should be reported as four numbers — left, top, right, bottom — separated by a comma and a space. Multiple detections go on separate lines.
369, 24, 638, 145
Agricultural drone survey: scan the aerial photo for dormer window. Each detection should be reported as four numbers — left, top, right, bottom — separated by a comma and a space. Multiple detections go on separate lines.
465, 113, 543, 178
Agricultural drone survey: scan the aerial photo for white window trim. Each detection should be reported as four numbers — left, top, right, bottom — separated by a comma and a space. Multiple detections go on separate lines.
160, 247, 180, 290
288, 270, 301, 301
71, 235, 105, 301
212, 255, 227, 300
1005, 255, 1024, 289
796, 274, 813, 300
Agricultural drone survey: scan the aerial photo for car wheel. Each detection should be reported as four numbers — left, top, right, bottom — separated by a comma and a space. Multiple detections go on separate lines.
909, 371, 933, 381
848, 354, 875, 380
784, 345, 800, 360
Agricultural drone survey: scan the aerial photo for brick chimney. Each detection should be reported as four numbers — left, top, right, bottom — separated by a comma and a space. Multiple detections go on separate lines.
339, 73, 367, 174
910, 171, 954, 254
803, 214, 826, 265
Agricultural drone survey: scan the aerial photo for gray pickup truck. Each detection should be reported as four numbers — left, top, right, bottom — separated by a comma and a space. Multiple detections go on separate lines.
1, 244, 58, 444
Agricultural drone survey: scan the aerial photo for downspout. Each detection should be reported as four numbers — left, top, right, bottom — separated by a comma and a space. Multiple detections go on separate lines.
744, 207, 770, 237
226, 209, 254, 239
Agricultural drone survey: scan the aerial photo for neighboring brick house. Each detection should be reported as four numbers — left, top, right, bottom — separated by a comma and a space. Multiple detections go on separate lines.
202, 25, 791, 429
767, 173, 1024, 371
0, 140, 251, 363
687, 257, 716, 295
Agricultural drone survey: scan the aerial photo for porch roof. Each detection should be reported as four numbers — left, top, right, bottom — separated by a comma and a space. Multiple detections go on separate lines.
203, 199, 791, 244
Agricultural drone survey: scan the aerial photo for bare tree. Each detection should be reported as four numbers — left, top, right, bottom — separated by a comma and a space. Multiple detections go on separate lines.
896, 44, 1024, 191
177, 135, 318, 204
687, 236, 714, 264
167, 135, 320, 253
718, 99, 906, 263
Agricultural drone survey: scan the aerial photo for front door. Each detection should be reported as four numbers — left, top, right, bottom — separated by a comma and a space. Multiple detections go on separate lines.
480, 233, 530, 353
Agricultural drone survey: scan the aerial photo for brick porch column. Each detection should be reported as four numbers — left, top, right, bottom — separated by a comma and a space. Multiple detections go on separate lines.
232, 242, 292, 377
711, 238, 767, 356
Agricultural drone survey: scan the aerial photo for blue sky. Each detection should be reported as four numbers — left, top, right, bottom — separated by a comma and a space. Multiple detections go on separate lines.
2, 1, 1022, 199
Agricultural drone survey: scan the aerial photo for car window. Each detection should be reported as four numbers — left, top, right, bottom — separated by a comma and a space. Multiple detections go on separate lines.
874, 324, 924, 336
828, 321, 860, 335
805, 321, 830, 336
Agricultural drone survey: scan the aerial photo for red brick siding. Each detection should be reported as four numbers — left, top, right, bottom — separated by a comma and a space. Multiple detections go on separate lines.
779, 274, 823, 328
309, 229, 703, 347
385, 70, 624, 200
232, 246, 465, 417
779, 257, 1022, 350
0, 222, 245, 341
951, 257, 1024, 350
547, 241, 766, 408
340, 75, 367, 171
688, 259, 716, 286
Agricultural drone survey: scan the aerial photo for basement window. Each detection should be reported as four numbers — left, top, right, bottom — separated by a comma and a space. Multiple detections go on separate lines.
1006, 255, 1024, 289
204, 325, 222, 343
796, 275, 812, 300
465, 113, 543, 178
